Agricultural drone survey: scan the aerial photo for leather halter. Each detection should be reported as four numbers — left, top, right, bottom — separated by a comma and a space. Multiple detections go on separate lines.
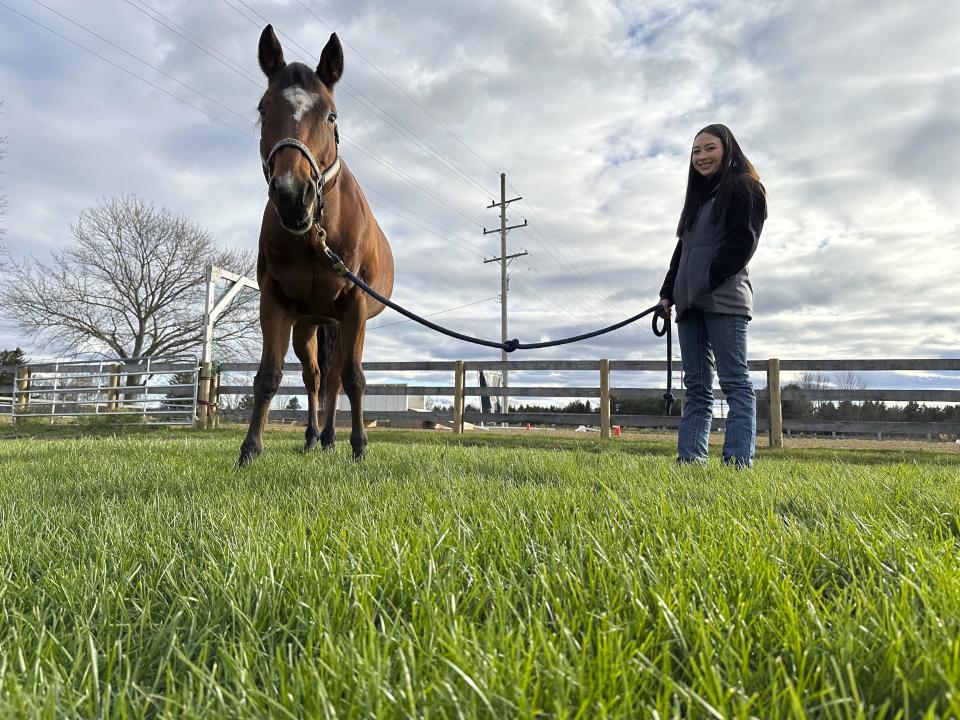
262, 137, 342, 231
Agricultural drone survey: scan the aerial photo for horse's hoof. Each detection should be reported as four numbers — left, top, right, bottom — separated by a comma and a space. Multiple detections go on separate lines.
351, 440, 367, 462
304, 430, 322, 452
320, 428, 336, 451
238, 442, 261, 467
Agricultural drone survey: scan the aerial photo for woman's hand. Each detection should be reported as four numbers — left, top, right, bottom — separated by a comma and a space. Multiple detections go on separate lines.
659, 297, 673, 318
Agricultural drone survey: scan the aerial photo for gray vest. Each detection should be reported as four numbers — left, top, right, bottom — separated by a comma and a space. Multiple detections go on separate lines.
673, 195, 757, 321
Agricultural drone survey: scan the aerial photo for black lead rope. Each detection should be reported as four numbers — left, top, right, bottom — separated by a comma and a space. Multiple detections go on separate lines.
318, 231, 676, 415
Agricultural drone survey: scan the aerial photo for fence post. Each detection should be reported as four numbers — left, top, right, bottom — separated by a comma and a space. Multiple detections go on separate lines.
212, 369, 221, 429
197, 362, 213, 428
599, 359, 611, 439
453, 361, 465, 434
14, 366, 31, 422
107, 364, 120, 412
767, 358, 783, 448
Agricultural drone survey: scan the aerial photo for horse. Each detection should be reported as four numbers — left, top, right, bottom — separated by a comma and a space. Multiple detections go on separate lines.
238, 25, 395, 466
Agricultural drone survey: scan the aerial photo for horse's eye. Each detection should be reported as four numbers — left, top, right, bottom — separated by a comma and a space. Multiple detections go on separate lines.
257, 103, 265, 116
327, 112, 337, 124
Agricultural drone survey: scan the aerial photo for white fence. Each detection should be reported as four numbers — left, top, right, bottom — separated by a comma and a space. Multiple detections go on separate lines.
5, 357, 199, 426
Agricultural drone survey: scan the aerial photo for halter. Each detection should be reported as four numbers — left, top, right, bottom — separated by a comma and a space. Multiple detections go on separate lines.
262, 136, 342, 230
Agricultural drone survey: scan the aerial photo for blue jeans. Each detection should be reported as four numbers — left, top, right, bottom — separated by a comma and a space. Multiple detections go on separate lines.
676, 310, 756, 467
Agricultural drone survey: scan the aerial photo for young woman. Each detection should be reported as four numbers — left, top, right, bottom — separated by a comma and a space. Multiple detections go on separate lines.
659, 124, 767, 468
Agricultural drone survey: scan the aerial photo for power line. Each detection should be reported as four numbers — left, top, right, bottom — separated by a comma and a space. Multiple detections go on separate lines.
220, 0, 496, 200
233, 2, 616, 313
138, 0, 591, 313
339, 133, 487, 228
365, 189, 488, 259
29, 0, 254, 127
525, 221, 610, 308
374, 208, 487, 260
9, 1, 615, 321
284, 4, 615, 311
0, 2, 254, 139
365, 189, 612, 323
368, 295, 498, 331
516, 262, 605, 322
7, 2, 493, 256
130, 0, 492, 231
121, 0, 261, 87
511, 184, 611, 306
294, 0, 502, 179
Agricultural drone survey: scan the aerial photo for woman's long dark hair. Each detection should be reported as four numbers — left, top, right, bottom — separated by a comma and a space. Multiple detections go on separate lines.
675, 123, 766, 237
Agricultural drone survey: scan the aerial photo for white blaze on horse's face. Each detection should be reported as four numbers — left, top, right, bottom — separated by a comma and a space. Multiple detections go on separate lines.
282, 86, 321, 123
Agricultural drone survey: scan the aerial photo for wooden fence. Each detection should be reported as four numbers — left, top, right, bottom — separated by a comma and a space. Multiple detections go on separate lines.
206, 358, 960, 446
4, 358, 959, 445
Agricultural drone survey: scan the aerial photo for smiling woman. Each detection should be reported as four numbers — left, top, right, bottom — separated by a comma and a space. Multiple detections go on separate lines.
659, 124, 767, 469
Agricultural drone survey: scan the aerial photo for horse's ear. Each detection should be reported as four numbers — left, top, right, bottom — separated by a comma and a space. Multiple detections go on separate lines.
258, 25, 285, 79
316, 33, 343, 89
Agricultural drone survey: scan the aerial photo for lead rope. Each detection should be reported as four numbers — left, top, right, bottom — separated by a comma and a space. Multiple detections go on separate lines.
317, 229, 677, 415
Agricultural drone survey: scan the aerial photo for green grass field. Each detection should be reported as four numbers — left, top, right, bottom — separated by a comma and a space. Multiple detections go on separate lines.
1, 427, 959, 718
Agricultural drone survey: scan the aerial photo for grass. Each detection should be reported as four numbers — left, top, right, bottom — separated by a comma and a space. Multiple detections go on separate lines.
1, 427, 959, 718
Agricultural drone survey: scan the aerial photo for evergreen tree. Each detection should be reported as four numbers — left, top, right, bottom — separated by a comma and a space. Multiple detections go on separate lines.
0, 347, 26, 387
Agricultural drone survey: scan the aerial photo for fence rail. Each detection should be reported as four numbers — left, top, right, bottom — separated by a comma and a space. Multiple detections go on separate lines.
200, 358, 960, 443
1, 358, 199, 426
5, 359, 958, 442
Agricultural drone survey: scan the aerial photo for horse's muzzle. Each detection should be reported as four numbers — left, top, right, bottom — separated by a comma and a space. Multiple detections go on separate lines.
269, 177, 317, 235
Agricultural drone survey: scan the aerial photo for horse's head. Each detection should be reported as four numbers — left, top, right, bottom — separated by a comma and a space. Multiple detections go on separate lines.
257, 25, 343, 235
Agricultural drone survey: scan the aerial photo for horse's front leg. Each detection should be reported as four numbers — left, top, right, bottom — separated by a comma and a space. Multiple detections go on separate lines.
292, 320, 322, 452
339, 299, 369, 461
317, 324, 344, 452
238, 297, 294, 467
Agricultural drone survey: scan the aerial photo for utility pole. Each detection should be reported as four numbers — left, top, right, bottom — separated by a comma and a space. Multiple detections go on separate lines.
483, 172, 527, 418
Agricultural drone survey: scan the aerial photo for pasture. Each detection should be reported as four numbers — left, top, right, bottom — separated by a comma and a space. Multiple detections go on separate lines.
1, 427, 959, 718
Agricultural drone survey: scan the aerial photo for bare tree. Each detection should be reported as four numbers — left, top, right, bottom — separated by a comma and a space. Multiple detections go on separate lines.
797, 372, 829, 391
833, 369, 866, 420
796, 371, 830, 411
0, 195, 257, 360
833, 370, 867, 391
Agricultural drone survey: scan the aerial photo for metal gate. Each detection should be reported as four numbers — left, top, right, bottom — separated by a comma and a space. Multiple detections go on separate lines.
11, 356, 199, 426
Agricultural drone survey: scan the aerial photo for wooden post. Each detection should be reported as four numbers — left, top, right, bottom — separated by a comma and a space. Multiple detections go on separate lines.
212, 370, 221, 429
453, 361, 465, 434
198, 266, 216, 428
767, 358, 783, 448
14, 366, 31, 423
107, 364, 120, 412
197, 362, 213, 428
599, 359, 611, 439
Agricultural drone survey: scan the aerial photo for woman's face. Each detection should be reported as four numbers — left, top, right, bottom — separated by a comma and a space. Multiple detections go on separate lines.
691, 132, 724, 178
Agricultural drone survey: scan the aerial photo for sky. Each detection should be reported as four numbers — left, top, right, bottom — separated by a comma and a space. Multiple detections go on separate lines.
0, 0, 958, 397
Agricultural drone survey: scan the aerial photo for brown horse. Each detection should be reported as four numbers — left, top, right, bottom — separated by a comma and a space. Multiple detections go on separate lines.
239, 25, 394, 466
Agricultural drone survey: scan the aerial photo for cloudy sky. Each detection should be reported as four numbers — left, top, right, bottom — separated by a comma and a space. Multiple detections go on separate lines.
1, 0, 957, 394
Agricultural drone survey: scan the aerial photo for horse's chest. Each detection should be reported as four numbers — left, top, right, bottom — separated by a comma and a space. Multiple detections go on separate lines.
270, 255, 350, 316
